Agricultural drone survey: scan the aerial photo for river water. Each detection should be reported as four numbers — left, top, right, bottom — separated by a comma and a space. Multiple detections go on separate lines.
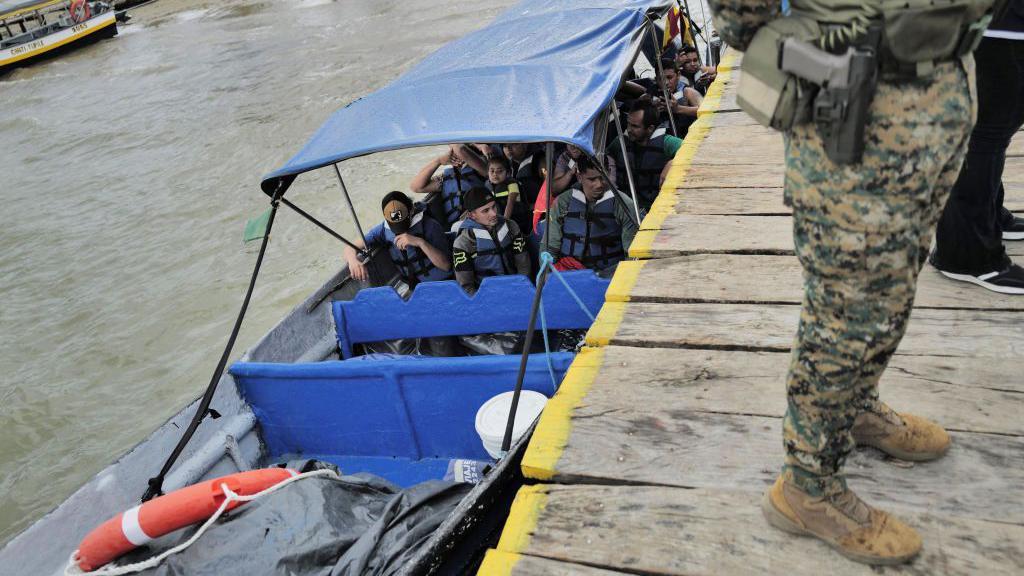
0, 0, 517, 544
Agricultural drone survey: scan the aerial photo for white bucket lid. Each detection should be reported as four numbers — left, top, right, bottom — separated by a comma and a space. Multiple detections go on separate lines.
475, 391, 548, 445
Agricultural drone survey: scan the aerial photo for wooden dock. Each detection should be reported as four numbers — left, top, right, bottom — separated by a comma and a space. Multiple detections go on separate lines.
479, 53, 1024, 575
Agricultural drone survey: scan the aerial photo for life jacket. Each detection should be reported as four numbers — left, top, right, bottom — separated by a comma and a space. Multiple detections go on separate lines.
512, 154, 542, 206
440, 166, 484, 227
457, 217, 518, 278
559, 189, 625, 271
613, 128, 668, 211
487, 179, 520, 204
382, 211, 452, 287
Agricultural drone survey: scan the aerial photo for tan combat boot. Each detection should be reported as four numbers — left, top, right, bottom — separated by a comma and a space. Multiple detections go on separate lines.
852, 408, 950, 461
762, 476, 922, 565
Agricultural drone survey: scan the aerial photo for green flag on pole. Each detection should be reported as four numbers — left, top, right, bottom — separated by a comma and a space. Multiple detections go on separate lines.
243, 207, 272, 243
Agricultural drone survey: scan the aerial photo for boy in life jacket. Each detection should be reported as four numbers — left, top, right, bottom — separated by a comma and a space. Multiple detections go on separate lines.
343, 191, 452, 289
451, 186, 531, 295
484, 155, 532, 234
543, 156, 638, 275
410, 144, 487, 228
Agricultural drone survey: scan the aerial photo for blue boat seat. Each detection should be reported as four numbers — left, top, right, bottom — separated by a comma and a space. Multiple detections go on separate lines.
229, 353, 573, 486
333, 270, 608, 359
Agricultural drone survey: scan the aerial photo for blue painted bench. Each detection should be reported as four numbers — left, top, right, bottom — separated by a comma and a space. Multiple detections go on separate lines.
228, 271, 608, 485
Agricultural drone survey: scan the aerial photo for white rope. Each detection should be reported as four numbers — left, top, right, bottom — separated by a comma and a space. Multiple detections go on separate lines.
64, 469, 338, 576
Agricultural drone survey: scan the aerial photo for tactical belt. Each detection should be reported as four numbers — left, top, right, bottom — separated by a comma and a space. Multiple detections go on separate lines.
822, 17, 988, 79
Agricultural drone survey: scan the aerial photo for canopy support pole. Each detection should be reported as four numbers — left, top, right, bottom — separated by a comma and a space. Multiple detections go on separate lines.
591, 155, 640, 228
280, 198, 366, 254
142, 190, 284, 502
647, 19, 679, 138
611, 99, 644, 224
334, 164, 366, 244
501, 142, 556, 455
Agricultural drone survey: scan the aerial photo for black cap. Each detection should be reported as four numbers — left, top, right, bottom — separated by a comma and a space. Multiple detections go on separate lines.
462, 186, 496, 213
381, 191, 413, 234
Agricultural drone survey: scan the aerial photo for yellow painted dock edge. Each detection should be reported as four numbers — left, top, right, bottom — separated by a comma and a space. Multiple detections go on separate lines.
477, 485, 551, 576
477, 550, 524, 576
520, 346, 605, 478
630, 49, 741, 258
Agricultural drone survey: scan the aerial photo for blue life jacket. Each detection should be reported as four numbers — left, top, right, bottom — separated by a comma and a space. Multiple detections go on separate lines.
382, 211, 452, 286
440, 166, 484, 227
559, 189, 625, 271
457, 217, 518, 278
612, 128, 668, 211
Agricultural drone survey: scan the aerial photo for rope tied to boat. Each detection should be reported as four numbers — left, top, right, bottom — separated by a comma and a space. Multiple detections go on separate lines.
64, 469, 338, 576
535, 251, 597, 389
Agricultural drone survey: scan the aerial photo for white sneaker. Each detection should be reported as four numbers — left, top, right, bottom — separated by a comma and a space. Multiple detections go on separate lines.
938, 264, 1024, 295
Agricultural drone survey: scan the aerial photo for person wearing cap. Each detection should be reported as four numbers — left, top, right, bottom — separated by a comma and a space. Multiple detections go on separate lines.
451, 186, 531, 295
410, 144, 488, 228
343, 191, 452, 288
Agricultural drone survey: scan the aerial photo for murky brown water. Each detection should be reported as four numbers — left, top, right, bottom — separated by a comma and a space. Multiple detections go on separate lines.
0, 0, 516, 544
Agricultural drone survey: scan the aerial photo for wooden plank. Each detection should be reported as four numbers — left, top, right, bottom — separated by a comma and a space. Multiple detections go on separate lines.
639, 214, 1024, 258
1007, 180, 1024, 211
544, 409, 1024, 524
692, 129, 784, 166
580, 347, 1024, 434
508, 485, 1024, 576
590, 302, 1024, 359
671, 187, 789, 215
1008, 134, 1023, 157
636, 214, 793, 254
616, 254, 1024, 311
479, 550, 629, 576
680, 163, 785, 189
706, 110, 762, 128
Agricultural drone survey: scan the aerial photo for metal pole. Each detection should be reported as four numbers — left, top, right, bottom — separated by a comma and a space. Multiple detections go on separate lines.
592, 155, 639, 228
648, 20, 679, 138
280, 198, 366, 253
333, 164, 366, 243
611, 100, 643, 224
501, 142, 557, 454
144, 195, 282, 501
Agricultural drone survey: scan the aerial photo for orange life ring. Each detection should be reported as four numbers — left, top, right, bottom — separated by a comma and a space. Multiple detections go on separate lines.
69, 0, 91, 23
74, 468, 297, 572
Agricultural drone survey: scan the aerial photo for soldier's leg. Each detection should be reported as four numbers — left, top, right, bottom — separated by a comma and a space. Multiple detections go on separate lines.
859, 62, 975, 418
782, 61, 974, 494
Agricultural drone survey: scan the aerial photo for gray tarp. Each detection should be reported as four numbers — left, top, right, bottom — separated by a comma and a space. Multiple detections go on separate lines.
123, 462, 472, 576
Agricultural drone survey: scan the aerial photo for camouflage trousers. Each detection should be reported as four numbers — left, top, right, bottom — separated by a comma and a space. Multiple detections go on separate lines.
781, 59, 976, 497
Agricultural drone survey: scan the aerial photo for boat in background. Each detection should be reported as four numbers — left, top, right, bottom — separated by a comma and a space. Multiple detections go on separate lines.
0, 0, 117, 74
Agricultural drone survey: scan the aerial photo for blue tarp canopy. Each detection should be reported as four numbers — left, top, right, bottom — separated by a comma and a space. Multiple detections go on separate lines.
261, 0, 673, 195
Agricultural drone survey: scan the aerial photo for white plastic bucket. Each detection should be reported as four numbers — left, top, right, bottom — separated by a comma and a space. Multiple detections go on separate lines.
475, 391, 548, 459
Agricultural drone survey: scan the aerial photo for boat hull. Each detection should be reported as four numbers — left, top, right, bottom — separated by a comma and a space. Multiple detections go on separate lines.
0, 11, 117, 74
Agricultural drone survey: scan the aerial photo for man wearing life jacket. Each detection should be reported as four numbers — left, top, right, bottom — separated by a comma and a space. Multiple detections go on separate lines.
410, 144, 487, 228
657, 58, 703, 136
606, 101, 683, 213
451, 186, 531, 295
343, 191, 452, 289
543, 156, 638, 274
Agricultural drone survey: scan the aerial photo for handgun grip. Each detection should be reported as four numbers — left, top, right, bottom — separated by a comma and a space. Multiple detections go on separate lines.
778, 38, 852, 89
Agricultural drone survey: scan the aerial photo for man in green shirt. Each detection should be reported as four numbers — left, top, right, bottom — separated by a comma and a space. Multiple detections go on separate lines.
606, 101, 683, 212
543, 156, 637, 275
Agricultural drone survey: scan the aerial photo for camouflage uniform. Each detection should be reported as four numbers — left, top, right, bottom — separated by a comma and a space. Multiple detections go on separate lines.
710, 0, 976, 497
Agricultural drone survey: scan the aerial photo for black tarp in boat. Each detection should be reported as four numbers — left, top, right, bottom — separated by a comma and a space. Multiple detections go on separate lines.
121, 462, 472, 576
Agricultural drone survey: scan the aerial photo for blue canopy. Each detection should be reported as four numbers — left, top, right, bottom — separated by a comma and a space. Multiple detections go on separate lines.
261, 0, 673, 194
